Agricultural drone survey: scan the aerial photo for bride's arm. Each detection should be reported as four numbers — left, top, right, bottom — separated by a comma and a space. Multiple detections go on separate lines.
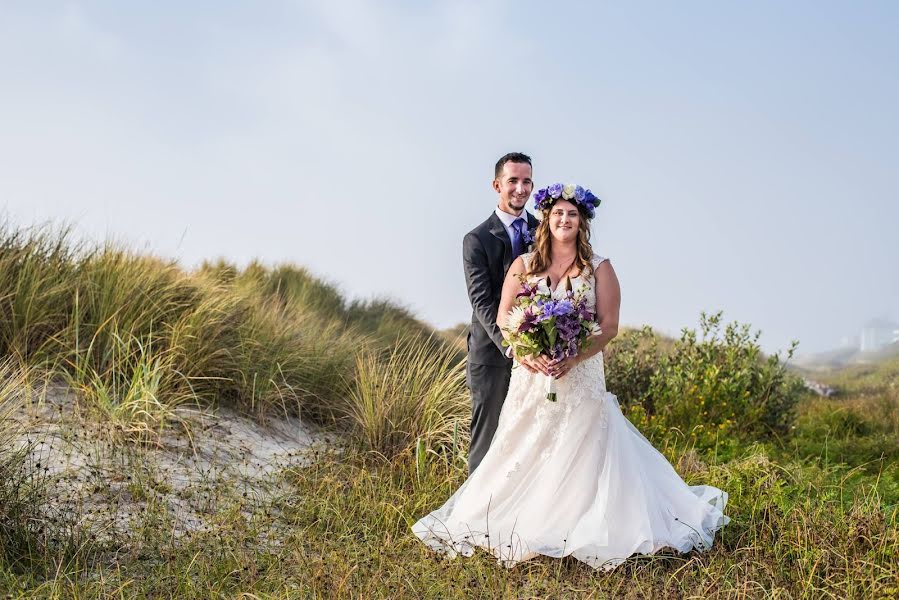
571, 260, 620, 366
497, 256, 527, 333
587, 260, 621, 355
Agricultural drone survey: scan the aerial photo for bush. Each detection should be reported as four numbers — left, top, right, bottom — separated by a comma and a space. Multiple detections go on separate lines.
606, 312, 806, 452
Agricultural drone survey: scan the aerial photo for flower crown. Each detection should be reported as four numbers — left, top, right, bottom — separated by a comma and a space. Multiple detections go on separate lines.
533, 183, 601, 219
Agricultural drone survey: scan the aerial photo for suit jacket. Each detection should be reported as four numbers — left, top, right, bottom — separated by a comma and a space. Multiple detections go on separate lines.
463, 211, 540, 366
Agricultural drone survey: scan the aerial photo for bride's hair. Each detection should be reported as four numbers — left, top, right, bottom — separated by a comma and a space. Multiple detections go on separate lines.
527, 205, 594, 278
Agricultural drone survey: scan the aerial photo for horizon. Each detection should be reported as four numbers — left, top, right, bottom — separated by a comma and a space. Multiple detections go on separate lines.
1, 2, 897, 355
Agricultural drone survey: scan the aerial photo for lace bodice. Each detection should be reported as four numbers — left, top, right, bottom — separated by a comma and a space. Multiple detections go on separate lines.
519, 253, 608, 310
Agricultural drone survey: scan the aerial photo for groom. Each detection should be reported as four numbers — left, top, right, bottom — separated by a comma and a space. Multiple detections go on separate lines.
463, 152, 540, 474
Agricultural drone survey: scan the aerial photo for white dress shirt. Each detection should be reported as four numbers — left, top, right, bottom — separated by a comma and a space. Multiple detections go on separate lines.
494, 207, 529, 244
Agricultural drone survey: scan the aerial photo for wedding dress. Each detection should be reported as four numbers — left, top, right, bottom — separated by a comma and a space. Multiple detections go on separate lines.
412, 254, 729, 570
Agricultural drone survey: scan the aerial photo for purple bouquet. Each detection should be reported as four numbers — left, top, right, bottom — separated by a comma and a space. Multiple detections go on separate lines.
502, 275, 601, 401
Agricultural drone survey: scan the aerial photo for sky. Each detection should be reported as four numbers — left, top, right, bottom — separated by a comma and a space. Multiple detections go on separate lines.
1, 1, 897, 355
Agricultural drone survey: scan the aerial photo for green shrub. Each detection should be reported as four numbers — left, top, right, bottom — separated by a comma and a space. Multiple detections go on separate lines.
606, 312, 806, 452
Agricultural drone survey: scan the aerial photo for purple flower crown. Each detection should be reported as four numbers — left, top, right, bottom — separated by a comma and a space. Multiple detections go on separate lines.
533, 183, 601, 219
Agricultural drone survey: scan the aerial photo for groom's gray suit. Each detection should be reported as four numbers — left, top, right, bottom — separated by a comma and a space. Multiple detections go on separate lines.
463, 210, 539, 474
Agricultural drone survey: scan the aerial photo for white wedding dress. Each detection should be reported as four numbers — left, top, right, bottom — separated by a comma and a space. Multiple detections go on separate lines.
413, 254, 729, 570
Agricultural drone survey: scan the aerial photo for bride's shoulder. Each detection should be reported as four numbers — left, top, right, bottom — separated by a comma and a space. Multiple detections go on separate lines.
590, 253, 610, 269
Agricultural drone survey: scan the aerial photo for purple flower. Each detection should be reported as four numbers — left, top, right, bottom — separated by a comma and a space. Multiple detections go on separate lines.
574, 185, 586, 202
556, 316, 581, 341
541, 299, 574, 319
516, 281, 538, 299
533, 187, 551, 211
579, 305, 594, 322
535, 183, 601, 219
522, 227, 536, 246
519, 308, 539, 332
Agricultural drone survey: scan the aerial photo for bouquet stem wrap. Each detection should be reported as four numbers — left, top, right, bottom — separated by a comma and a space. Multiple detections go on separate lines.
545, 374, 557, 402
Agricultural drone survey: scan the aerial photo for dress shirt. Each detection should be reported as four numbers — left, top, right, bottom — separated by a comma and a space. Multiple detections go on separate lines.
494, 207, 529, 245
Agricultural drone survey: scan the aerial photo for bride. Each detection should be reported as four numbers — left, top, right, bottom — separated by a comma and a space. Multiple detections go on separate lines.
412, 185, 729, 570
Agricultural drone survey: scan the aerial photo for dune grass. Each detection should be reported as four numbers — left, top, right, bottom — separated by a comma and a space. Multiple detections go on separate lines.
0, 224, 433, 438
340, 336, 469, 457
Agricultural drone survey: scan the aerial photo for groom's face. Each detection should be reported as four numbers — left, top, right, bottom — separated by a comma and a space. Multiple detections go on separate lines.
494, 161, 533, 215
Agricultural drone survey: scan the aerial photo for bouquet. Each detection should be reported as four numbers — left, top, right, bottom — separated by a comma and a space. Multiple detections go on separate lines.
502, 275, 601, 401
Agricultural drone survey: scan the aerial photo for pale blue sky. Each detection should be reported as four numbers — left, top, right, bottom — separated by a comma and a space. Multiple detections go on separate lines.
1, 1, 897, 354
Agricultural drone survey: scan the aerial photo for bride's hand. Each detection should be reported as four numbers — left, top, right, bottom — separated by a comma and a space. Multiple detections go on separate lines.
519, 354, 552, 376
550, 356, 579, 379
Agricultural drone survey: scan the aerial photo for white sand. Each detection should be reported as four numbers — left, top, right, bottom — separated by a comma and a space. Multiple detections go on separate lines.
8, 381, 336, 541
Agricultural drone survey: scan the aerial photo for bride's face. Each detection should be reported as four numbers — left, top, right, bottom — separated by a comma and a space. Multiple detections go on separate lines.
548, 200, 580, 244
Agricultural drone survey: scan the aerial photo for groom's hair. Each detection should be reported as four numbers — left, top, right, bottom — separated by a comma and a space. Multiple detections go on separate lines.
494, 152, 532, 179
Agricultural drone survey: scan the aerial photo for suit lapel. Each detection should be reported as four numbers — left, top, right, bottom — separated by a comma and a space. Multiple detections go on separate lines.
488, 213, 513, 273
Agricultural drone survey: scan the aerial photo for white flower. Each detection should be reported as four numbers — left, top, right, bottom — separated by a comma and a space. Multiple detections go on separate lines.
506, 305, 527, 333
562, 184, 575, 200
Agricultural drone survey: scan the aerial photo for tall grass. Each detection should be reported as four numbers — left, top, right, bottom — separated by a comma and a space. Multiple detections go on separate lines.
340, 336, 469, 457
0, 224, 443, 436
0, 224, 80, 362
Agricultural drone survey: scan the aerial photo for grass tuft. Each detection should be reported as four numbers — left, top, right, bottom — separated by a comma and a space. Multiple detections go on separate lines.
340, 336, 469, 457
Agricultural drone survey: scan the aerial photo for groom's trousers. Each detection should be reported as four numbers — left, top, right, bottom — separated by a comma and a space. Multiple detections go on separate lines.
467, 362, 512, 475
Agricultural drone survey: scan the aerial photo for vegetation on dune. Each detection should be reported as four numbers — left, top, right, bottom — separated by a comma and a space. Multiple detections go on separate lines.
789, 360, 899, 474
340, 336, 469, 456
0, 221, 896, 597
0, 223, 453, 439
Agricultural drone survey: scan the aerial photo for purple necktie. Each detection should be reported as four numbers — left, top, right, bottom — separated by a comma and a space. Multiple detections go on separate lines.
511, 218, 526, 258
